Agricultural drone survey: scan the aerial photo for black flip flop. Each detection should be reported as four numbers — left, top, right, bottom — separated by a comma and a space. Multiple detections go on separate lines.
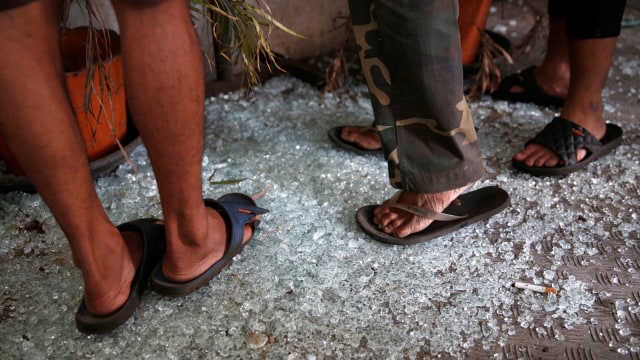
149, 193, 268, 297
491, 66, 565, 108
356, 186, 510, 245
513, 117, 623, 176
328, 126, 383, 155
75, 218, 166, 334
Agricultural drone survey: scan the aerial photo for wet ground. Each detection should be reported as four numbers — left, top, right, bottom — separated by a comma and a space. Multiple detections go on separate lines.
1, 1, 639, 359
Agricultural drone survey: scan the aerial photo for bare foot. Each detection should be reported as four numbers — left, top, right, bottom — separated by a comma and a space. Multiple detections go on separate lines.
373, 185, 470, 238
340, 126, 381, 150
161, 207, 256, 283
83, 230, 142, 316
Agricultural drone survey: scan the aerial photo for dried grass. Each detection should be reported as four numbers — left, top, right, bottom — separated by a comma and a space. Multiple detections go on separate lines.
192, 0, 304, 88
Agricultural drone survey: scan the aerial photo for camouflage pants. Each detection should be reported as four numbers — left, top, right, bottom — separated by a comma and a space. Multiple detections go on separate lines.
348, 0, 485, 193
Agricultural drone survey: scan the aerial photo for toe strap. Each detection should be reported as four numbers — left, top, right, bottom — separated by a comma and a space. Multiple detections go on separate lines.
387, 203, 467, 221
386, 191, 468, 222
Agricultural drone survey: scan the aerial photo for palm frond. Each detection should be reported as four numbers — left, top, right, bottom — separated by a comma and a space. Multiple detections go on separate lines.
323, 15, 353, 94
466, 30, 513, 100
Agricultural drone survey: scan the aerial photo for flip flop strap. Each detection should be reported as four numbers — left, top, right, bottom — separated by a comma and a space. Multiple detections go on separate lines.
493, 66, 564, 107
527, 117, 602, 166
386, 191, 467, 222
117, 218, 166, 268
516, 66, 543, 93
204, 199, 268, 252
501, 66, 538, 91
496, 66, 543, 97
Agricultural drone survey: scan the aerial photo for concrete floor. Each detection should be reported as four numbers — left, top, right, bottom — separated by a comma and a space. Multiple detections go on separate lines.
1, 1, 639, 359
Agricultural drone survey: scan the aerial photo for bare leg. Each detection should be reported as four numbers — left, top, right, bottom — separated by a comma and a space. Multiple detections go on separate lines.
0, 1, 140, 316
110, 0, 252, 283
513, 36, 616, 168
532, 17, 571, 98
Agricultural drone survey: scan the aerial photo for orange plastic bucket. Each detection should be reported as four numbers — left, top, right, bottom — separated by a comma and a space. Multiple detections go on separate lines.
458, 0, 492, 65
62, 27, 127, 162
0, 27, 127, 176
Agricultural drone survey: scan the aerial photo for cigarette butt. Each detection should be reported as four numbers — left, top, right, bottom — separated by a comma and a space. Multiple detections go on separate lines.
512, 282, 558, 294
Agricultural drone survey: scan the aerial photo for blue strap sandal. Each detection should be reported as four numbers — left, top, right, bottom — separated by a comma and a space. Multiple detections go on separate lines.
149, 193, 268, 297
75, 218, 166, 334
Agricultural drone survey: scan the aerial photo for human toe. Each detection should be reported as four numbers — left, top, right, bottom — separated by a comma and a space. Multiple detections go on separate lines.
534, 152, 559, 167
514, 144, 553, 167
378, 216, 405, 233
392, 225, 413, 238
373, 206, 399, 226
340, 126, 360, 140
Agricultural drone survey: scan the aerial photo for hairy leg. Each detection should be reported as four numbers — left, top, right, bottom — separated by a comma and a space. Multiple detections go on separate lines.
0, 1, 140, 316
111, 0, 252, 283
513, 36, 616, 168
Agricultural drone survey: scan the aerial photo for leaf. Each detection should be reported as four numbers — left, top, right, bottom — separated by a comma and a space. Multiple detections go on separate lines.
209, 178, 247, 185
207, 168, 247, 185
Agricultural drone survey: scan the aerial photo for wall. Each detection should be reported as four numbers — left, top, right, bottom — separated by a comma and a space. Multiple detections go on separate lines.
246, 0, 349, 60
